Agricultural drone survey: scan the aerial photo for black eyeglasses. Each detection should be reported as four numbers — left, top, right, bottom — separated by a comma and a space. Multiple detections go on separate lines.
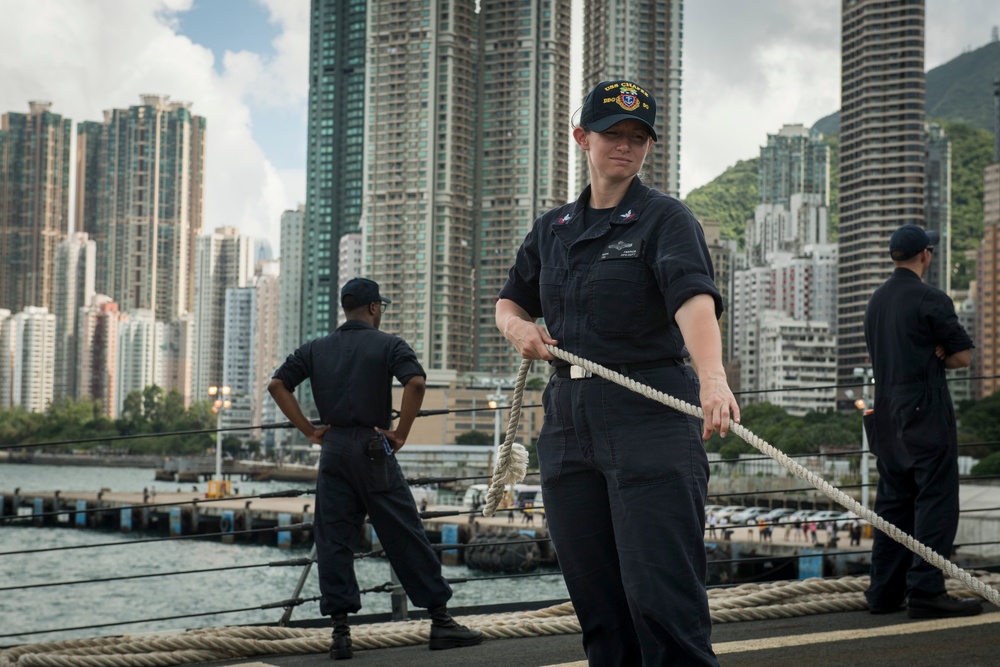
926, 247, 934, 254
375, 301, 387, 313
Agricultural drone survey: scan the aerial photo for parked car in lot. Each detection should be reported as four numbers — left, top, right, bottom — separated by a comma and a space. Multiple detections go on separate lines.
781, 509, 816, 526
730, 507, 770, 524
714, 505, 746, 521
807, 510, 845, 524
761, 508, 797, 524
704, 504, 725, 518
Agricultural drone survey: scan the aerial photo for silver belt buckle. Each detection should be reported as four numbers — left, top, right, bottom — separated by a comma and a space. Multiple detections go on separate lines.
570, 365, 592, 379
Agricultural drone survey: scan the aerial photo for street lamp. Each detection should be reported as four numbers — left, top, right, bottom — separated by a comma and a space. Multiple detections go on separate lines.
208, 385, 231, 483
852, 367, 874, 508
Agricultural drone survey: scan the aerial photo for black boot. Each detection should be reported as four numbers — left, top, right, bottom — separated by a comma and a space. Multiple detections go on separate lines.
330, 614, 352, 660
428, 606, 484, 650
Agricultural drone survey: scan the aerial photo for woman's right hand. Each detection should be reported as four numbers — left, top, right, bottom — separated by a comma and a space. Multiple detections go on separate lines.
504, 317, 558, 361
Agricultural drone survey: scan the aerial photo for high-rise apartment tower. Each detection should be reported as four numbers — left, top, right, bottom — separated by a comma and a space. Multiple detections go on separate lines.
974, 77, 1000, 399
580, 0, 683, 196
837, 0, 926, 388
0, 102, 72, 314
357, 0, 571, 377
76, 95, 206, 322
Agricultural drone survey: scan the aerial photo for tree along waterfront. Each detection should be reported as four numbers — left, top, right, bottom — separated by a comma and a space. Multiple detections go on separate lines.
3, 388, 1000, 473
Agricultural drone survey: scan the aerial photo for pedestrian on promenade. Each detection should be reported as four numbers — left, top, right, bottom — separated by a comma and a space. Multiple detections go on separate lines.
863, 224, 982, 619
850, 519, 862, 547
268, 278, 483, 659
707, 512, 717, 539
496, 79, 738, 666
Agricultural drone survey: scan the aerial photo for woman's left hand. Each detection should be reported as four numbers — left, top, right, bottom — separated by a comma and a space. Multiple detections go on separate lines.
674, 294, 740, 441
698, 372, 740, 441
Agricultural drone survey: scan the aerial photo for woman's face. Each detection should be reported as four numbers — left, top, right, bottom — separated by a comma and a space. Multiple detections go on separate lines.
575, 119, 653, 183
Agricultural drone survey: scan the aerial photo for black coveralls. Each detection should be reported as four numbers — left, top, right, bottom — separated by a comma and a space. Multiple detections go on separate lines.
272, 320, 452, 617
863, 268, 973, 608
500, 176, 722, 666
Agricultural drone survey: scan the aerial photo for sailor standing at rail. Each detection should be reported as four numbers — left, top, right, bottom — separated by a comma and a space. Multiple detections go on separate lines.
863, 225, 982, 619
268, 277, 483, 660
496, 80, 739, 666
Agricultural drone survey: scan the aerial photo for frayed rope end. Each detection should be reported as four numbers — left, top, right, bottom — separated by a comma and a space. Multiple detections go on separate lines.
495, 443, 529, 486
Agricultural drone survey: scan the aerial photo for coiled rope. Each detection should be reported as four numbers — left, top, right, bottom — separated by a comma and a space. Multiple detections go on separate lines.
483, 345, 1000, 609
4, 574, 999, 665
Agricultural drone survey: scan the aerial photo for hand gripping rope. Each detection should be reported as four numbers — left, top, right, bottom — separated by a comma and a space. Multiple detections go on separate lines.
483, 345, 1000, 608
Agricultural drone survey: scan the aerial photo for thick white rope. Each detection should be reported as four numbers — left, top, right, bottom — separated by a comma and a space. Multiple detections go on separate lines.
482, 359, 533, 517
6, 574, 1000, 665
486, 345, 1000, 608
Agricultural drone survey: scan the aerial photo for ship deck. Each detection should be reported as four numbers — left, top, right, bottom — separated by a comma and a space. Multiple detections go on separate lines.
195, 604, 1000, 667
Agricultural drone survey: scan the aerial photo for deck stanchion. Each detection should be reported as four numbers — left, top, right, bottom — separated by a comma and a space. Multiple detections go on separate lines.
169, 506, 182, 536
75, 499, 87, 527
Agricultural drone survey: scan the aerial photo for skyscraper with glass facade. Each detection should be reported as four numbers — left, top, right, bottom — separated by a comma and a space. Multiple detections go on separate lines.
0, 102, 72, 314
580, 0, 683, 197
758, 124, 829, 208
305, 0, 571, 378
301, 0, 368, 343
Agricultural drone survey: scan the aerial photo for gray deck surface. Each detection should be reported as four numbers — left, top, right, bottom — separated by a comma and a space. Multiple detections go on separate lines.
198, 604, 999, 667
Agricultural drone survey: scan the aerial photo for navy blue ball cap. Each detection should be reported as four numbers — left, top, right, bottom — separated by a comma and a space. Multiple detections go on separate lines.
341, 277, 391, 309
580, 80, 657, 141
889, 224, 940, 261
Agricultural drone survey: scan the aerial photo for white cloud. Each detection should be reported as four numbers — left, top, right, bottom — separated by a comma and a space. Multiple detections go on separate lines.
0, 0, 307, 255
680, 0, 999, 197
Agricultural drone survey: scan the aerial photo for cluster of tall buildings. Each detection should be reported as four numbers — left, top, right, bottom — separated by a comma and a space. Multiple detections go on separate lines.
2, 0, 999, 448
298, 0, 682, 384
725, 0, 1000, 414
0, 97, 282, 445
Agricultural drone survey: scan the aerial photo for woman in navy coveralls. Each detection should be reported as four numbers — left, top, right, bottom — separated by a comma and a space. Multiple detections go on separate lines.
496, 80, 740, 666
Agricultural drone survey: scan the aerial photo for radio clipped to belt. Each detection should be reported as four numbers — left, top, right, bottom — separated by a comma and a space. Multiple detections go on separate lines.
365, 431, 394, 461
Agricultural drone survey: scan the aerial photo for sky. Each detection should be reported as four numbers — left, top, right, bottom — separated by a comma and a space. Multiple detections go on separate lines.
1, 0, 996, 256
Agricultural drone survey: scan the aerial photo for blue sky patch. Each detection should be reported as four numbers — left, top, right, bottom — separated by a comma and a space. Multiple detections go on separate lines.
175, 0, 278, 73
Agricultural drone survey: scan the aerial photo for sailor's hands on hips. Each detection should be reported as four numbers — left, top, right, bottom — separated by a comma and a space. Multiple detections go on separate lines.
379, 428, 404, 453
504, 317, 558, 361
698, 373, 740, 441
307, 425, 330, 445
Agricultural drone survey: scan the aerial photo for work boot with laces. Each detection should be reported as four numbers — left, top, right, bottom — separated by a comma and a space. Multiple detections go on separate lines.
329, 614, 352, 660
428, 606, 484, 650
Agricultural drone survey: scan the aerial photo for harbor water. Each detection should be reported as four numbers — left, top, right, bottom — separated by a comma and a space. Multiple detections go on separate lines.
0, 463, 568, 647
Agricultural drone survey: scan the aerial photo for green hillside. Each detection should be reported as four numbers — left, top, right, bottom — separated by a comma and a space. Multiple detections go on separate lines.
946, 121, 995, 289
807, 40, 1000, 136
926, 40, 1000, 132
683, 158, 758, 246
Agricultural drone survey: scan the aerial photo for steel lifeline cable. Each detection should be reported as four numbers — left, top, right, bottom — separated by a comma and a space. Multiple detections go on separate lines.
484, 346, 1000, 610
